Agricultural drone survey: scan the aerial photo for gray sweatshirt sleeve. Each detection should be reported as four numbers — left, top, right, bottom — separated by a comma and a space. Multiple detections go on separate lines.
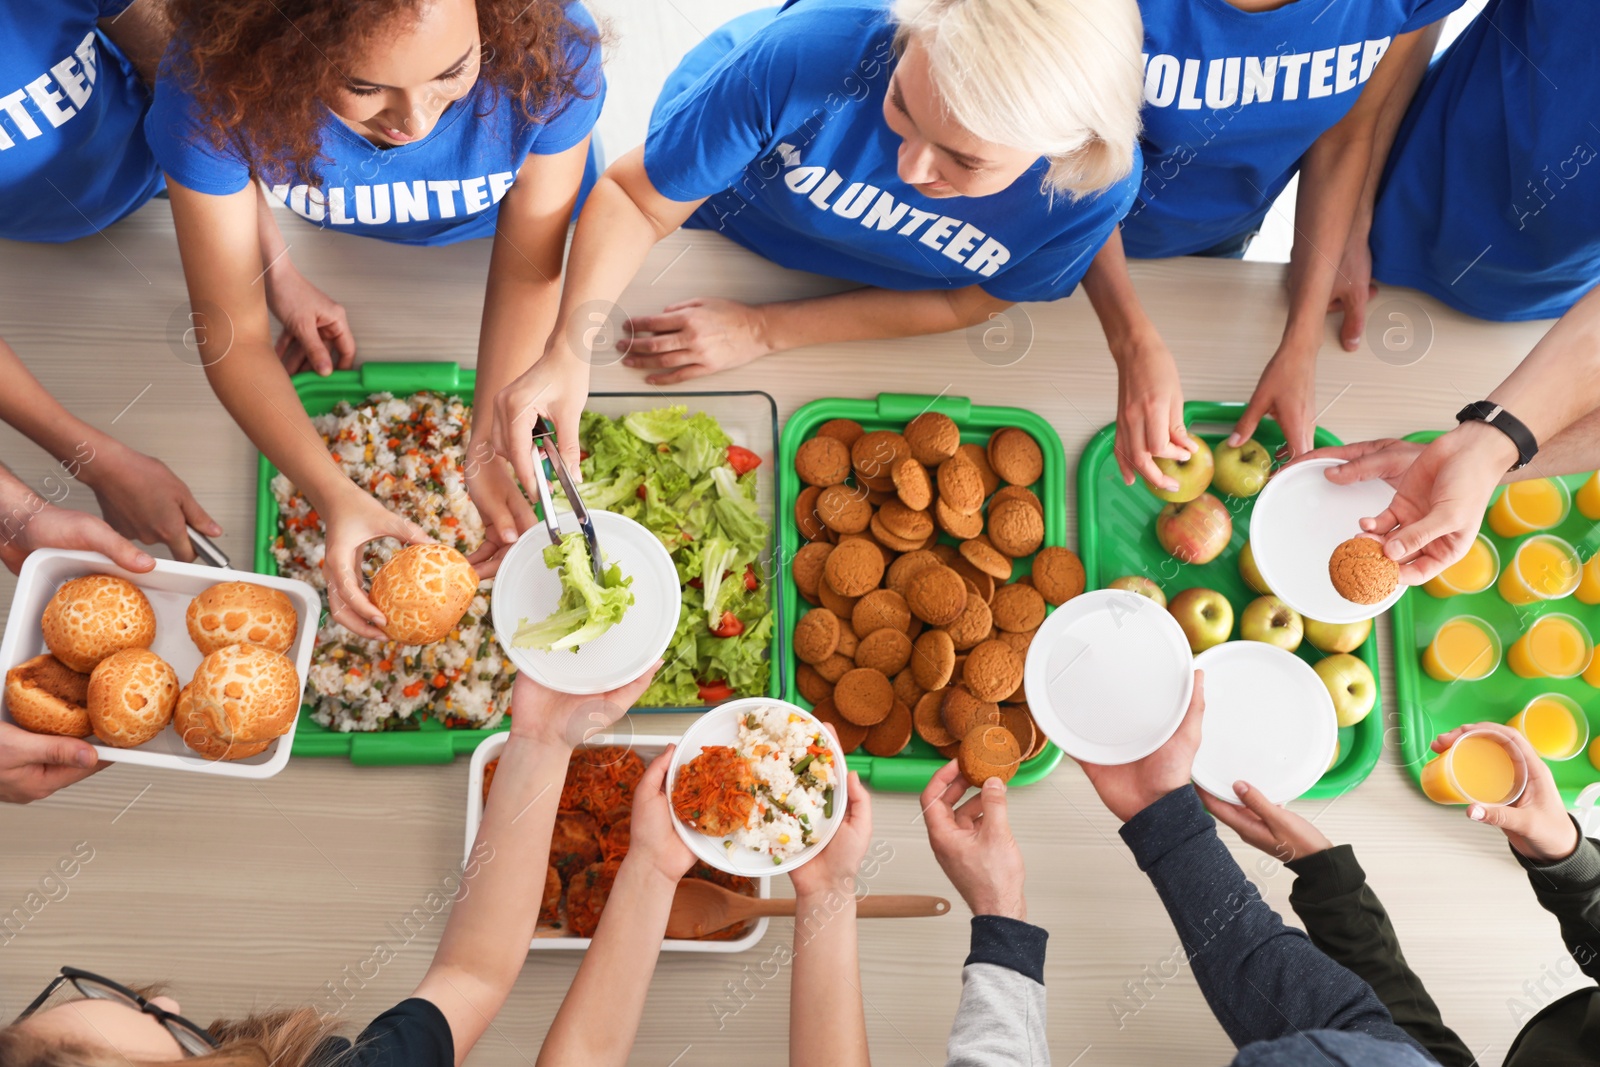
946, 916, 1051, 1067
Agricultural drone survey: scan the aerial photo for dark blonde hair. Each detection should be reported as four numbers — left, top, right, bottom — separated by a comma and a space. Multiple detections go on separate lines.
0, 1006, 343, 1067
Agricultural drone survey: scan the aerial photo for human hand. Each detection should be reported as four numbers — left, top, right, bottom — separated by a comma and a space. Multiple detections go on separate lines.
79, 442, 221, 563
491, 353, 590, 508
0, 497, 156, 575
318, 487, 432, 639
1326, 229, 1377, 353
1294, 438, 1425, 482
0, 722, 102, 803
507, 659, 661, 748
919, 759, 1026, 919
1326, 422, 1514, 585
790, 769, 873, 898
1080, 670, 1207, 823
1201, 779, 1332, 863
1433, 723, 1579, 864
617, 298, 775, 386
624, 746, 696, 882
1231, 347, 1318, 458
463, 436, 535, 579
1112, 340, 1195, 490
265, 266, 356, 376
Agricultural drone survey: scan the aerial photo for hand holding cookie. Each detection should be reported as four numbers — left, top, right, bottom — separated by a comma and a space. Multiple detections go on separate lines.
920, 759, 1026, 920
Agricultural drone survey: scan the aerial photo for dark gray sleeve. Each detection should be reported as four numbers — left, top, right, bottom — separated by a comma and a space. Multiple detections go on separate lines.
1118, 788, 1425, 1056
1516, 821, 1600, 983
946, 917, 1050, 1067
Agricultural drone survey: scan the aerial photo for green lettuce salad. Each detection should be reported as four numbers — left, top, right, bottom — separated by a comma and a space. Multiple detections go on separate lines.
511, 533, 634, 652
562, 406, 773, 705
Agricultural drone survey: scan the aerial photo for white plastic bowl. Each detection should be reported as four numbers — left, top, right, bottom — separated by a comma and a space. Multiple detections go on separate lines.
490, 510, 680, 695
0, 549, 318, 778
464, 731, 769, 952
666, 697, 847, 877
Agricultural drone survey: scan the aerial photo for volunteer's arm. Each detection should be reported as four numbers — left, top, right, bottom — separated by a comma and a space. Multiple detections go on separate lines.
1203, 783, 1475, 1067
165, 179, 429, 637
536, 742, 691, 1067
1233, 27, 1441, 456
421, 667, 658, 1067
1079, 228, 1195, 490
466, 138, 590, 575
256, 187, 356, 377
0, 338, 219, 562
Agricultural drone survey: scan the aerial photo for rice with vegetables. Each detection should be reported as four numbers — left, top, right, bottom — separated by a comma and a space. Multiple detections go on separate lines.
271, 391, 514, 732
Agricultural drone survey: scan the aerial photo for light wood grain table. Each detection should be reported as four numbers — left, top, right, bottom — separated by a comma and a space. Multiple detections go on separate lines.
0, 202, 1572, 1066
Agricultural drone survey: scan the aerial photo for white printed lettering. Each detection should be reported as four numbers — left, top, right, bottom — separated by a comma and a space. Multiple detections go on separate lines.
428, 179, 461, 217
918, 215, 960, 250
1307, 48, 1336, 99
460, 176, 489, 213
942, 223, 984, 264
393, 180, 429, 223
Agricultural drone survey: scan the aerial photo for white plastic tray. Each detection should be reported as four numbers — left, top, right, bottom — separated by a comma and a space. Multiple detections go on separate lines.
465, 731, 770, 952
0, 549, 318, 778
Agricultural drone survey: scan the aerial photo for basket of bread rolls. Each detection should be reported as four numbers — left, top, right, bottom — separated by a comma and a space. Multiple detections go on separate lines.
0, 549, 320, 779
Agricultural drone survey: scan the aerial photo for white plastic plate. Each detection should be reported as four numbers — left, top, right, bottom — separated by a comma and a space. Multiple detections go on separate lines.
464, 731, 770, 952
1190, 641, 1338, 805
1022, 589, 1196, 765
667, 697, 847, 877
491, 510, 680, 695
0, 549, 318, 778
1250, 458, 1406, 624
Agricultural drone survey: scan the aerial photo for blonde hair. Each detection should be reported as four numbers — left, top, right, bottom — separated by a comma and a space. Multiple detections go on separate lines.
0, 1006, 343, 1067
893, 0, 1144, 197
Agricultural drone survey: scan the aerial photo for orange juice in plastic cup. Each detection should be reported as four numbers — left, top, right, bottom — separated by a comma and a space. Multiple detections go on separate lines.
1577, 551, 1600, 606
1507, 614, 1593, 679
1577, 472, 1600, 520
1423, 534, 1500, 598
1499, 535, 1582, 605
1422, 616, 1501, 682
1585, 644, 1600, 689
1508, 694, 1589, 760
1420, 730, 1528, 805
1488, 478, 1571, 537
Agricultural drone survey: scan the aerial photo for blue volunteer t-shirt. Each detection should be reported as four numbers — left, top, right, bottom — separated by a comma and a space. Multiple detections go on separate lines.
643, 0, 1140, 303
1371, 0, 1599, 322
1122, 0, 1463, 259
0, 0, 164, 242
143, 4, 604, 247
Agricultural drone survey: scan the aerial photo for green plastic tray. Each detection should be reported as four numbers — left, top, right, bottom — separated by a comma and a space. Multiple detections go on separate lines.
778, 393, 1066, 793
1393, 430, 1600, 804
1076, 401, 1383, 800
252, 361, 783, 764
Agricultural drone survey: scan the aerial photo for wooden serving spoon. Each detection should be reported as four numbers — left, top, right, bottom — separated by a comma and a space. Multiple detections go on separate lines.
666, 879, 951, 939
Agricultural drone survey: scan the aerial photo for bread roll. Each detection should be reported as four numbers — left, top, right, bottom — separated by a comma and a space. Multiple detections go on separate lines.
370, 543, 478, 645
172, 684, 271, 762
4, 654, 92, 737
41, 575, 156, 672
186, 581, 298, 655
186, 644, 301, 744
87, 648, 179, 748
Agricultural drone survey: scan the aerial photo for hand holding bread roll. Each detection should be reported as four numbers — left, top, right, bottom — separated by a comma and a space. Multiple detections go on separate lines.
369, 543, 479, 645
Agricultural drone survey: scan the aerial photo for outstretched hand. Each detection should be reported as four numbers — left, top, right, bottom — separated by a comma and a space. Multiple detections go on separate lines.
0, 722, 102, 804
1079, 670, 1206, 822
1201, 779, 1332, 863
920, 759, 1026, 919
1434, 723, 1579, 864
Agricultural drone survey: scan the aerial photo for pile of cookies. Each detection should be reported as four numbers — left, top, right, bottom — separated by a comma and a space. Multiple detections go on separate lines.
789, 412, 1086, 786
3, 576, 303, 761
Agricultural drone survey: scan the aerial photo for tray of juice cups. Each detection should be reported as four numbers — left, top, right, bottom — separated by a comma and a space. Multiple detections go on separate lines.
1390, 435, 1600, 806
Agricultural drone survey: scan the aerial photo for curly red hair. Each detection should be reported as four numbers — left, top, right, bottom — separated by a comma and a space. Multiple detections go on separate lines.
164, 0, 601, 187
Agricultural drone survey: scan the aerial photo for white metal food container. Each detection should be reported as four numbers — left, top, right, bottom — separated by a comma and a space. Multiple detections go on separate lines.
465, 731, 770, 952
0, 549, 318, 779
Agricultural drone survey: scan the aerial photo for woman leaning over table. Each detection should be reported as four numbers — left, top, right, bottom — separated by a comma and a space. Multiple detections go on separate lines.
1078, 0, 1461, 478
144, 0, 606, 631
486, 0, 1146, 501
0, 666, 660, 1067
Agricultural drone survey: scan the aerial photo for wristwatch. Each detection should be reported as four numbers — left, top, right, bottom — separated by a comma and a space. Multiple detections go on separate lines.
1456, 401, 1538, 471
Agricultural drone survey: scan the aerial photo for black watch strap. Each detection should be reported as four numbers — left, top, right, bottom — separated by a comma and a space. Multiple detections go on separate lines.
1456, 401, 1538, 471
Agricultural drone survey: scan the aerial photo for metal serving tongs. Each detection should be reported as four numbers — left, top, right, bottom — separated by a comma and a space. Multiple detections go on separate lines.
530, 415, 604, 582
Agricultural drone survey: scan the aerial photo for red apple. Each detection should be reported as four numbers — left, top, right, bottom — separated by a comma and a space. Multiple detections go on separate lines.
1155, 493, 1233, 565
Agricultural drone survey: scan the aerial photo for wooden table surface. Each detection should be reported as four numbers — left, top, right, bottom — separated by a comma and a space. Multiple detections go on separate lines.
0, 201, 1573, 1066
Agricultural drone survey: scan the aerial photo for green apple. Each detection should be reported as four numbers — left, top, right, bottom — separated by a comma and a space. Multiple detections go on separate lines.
1212, 438, 1273, 498
1155, 493, 1233, 565
1143, 437, 1214, 503
1239, 595, 1303, 652
1168, 587, 1233, 653
1314, 653, 1376, 727
1238, 540, 1272, 596
1304, 616, 1372, 655
1108, 575, 1167, 608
